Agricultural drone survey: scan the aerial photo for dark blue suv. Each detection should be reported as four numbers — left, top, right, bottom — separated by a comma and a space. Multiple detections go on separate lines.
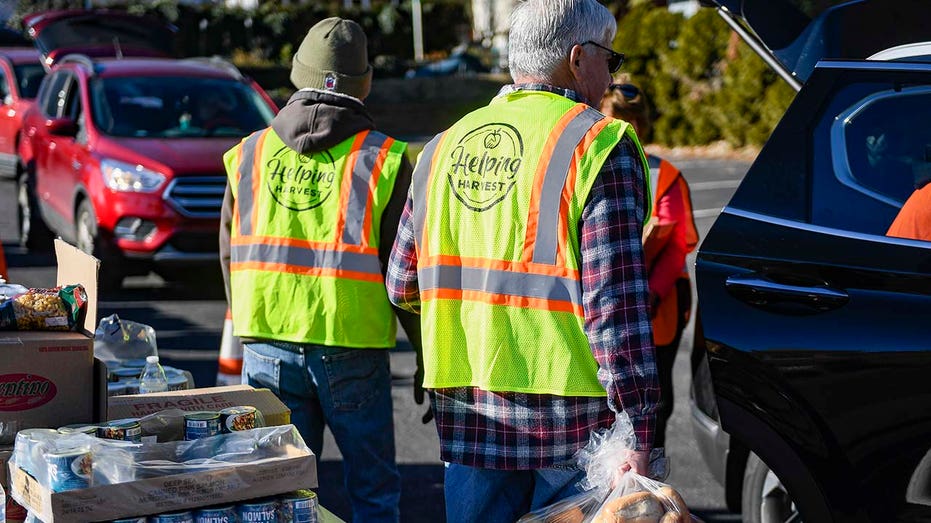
690, 1, 931, 522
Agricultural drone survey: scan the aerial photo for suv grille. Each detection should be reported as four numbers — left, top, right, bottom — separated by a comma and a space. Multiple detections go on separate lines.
164, 176, 226, 218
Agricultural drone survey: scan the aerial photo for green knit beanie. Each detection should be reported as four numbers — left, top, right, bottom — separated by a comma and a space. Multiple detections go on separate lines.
290, 17, 373, 99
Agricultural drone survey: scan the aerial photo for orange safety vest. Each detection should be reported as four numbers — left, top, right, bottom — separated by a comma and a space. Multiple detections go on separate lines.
646, 155, 698, 346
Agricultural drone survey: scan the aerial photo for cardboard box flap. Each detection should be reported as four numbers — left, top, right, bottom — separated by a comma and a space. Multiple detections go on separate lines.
54, 239, 99, 335
108, 385, 291, 427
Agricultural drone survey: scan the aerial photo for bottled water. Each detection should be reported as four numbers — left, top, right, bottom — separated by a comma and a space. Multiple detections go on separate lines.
138, 355, 169, 394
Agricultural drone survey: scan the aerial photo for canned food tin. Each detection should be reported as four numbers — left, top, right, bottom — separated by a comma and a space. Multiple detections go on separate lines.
167, 374, 188, 391
110, 367, 141, 381
149, 511, 195, 523
45, 447, 91, 492
57, 424, 98, 435
122, 378, 142, 395
108, 381, 129, 397
98, 418, 142, 442
278, 490, 318, 523
194, 505, 237, 523
237, 500, 279, 522
184, 411, 221, 441
14, 428, 59, 477
111, 518, 147, 523
219, 406, 259, 433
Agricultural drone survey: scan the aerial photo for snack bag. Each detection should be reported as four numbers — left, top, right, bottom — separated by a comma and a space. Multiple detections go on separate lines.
519, 413, 698, 523
0, 284, 87, 331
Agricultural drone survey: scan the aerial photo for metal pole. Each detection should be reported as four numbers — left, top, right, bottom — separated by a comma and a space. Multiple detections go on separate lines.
412, 0, 424, 62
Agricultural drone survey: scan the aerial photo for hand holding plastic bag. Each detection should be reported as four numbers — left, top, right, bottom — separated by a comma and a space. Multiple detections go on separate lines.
519, 413, 699, 523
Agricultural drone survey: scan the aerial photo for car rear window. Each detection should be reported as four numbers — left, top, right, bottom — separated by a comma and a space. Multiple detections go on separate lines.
89, 76, 274, 138
14, 63, 46, 99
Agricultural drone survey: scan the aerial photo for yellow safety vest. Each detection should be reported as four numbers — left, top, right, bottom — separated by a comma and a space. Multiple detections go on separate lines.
413, 90, 648, 396
224, 128, 406, 347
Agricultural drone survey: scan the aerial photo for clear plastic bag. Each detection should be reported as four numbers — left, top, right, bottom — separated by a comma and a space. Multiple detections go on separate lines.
94, 313, 158, 364
519, 413, 699, 523
11, 424, 300, 493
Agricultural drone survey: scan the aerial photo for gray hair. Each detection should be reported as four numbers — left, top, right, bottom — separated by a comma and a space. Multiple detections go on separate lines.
508, 0, 617, 80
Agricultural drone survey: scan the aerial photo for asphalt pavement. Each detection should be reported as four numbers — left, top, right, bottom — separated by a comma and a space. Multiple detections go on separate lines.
0, 156, 750, 522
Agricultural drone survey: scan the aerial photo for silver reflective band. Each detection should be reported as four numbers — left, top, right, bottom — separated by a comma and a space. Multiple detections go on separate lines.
412, 133, 445, 252
342, 131, 390, 245
418, 265, 582, 306
236, 131, 263, 236
231, 243, 382, 274
532, 107, 604, 265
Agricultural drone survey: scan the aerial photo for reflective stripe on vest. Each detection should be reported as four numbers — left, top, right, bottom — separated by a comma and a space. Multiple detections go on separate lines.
230, 240, 383, 281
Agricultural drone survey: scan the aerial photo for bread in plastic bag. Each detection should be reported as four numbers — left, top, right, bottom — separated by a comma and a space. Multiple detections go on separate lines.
519, 412, 701, 523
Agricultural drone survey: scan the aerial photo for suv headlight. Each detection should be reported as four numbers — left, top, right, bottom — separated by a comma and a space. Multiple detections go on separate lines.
101, 160, 166, 193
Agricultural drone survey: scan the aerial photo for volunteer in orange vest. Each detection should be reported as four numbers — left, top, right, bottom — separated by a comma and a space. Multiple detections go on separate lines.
219, 18, 422, 523
602, 80, 699, 448
387, 1, 659, 520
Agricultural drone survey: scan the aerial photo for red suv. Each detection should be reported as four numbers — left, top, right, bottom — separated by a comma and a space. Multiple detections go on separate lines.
17, 11, 277, 288
0, 47, 44, 179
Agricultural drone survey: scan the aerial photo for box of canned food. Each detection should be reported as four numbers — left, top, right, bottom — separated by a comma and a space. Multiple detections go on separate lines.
0, 241, 108, 444
9, 425, 316, 522
108, 385, 290, 427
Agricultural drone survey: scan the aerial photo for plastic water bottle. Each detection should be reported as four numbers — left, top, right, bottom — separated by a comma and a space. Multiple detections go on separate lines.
139, 355, 169, 394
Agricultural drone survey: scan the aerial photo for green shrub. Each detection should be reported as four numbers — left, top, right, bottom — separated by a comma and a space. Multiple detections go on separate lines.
614, 5, 796, 147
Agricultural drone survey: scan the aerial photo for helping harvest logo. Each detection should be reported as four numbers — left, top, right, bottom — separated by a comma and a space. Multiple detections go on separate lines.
0, 373, 57, 411
266, 147, 337, 211
447, 123, 524, 211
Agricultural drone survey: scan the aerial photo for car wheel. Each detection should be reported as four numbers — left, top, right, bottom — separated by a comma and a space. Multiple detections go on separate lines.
75, 199, 124, 291
742, 451, 802, 523
17, 170, 53, 250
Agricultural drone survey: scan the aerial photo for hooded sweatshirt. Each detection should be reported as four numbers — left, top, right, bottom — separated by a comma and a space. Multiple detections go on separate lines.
219, 89, 416, 346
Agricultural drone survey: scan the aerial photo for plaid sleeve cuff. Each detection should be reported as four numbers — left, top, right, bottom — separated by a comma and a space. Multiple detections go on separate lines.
626, 412, 657, 451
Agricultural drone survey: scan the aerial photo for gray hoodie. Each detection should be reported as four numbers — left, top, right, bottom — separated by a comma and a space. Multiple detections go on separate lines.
219, 89, 417, 347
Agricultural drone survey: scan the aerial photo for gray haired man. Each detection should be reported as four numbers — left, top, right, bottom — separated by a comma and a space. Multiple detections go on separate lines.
385, 0, 658, 520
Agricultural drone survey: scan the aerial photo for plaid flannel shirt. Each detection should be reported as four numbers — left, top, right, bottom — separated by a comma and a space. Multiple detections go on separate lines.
386, 84, 658, 470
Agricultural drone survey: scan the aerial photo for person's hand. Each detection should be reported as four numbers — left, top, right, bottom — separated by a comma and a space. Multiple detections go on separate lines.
618, 449, 651, 480
414, 346, 434, 424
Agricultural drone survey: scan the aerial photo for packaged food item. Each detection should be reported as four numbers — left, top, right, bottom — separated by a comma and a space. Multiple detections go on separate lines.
0, 285, 87, 331
278, 490, 318, 523
184, 412, 221, 441
167, 374, 189, 391
45, 447, 92, 492
58, 424, 98, 435
220, 406, 260, 433
238, 499, 279, 522
519, 413, 695, 523
150, 511, 195, 523
98, 419, 142, 443
194, 504, 237, 523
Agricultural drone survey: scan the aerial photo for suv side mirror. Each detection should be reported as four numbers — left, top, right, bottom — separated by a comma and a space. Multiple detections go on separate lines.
46, 117, 78, 137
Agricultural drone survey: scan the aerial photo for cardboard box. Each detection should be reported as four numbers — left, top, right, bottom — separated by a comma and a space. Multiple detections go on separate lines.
11, 443, 316, 522
108, 385, 291, 427
0, 241, 104, 437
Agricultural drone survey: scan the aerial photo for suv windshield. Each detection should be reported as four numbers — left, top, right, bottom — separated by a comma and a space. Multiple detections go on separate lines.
14, 63, 45, 99
90, 76, 274, 138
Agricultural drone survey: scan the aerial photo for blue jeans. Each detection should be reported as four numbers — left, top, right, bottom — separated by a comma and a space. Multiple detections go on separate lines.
242, 342, 401, 523
444, 463, 586, 523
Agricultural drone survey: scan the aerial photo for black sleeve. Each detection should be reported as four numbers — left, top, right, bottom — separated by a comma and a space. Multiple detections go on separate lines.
378, 151, 422, 353
219, 182, 234, 307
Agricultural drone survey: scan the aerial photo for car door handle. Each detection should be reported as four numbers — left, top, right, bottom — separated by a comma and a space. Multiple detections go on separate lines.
725, 273, 849, 315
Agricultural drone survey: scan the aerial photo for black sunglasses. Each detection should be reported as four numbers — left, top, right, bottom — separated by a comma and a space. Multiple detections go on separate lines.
610, 83, 640, 100
583, 41, 625, 73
